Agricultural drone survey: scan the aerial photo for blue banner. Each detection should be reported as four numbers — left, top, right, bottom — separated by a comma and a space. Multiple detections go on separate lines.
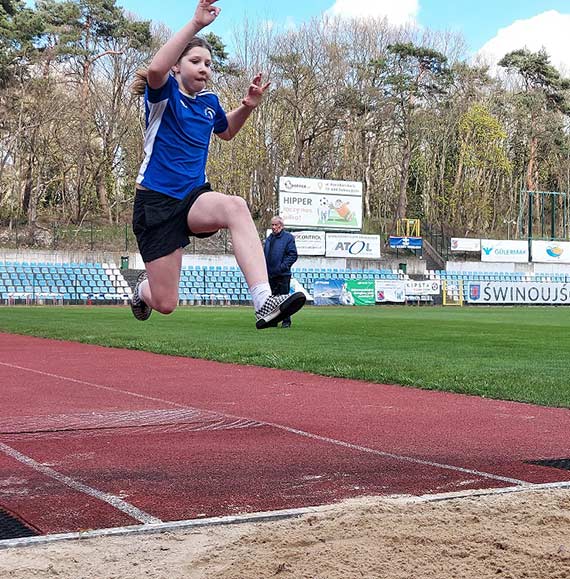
389, 236, 423, 249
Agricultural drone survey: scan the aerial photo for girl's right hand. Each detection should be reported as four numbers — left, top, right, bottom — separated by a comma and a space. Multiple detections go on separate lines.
193, 0, 221, 27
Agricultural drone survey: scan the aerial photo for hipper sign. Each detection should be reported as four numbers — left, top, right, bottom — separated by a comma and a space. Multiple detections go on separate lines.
279, 176, 363, 231
325, 233, 381, 259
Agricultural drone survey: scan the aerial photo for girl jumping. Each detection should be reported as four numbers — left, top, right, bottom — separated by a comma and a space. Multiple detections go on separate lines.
130, 0, 305, 329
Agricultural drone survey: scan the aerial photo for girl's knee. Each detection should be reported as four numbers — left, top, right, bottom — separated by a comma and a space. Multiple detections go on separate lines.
153, 296, 178, 315
227, 195, 249, 216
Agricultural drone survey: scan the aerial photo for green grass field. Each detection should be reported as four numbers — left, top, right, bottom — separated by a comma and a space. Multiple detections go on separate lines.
0, 305, 568, 408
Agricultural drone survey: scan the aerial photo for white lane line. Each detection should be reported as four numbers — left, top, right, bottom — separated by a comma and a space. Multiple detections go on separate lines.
0, 361, 533, 486
264, 422, 531, 486
0, 362, 190, 409
0, 442, 162, 525
3, 480, 570, 550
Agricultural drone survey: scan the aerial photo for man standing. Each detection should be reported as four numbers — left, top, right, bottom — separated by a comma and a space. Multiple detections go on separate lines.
264, 216, 298, 328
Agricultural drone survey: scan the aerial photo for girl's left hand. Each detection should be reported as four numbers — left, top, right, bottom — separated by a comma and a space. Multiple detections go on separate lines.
242, 73, 271, 108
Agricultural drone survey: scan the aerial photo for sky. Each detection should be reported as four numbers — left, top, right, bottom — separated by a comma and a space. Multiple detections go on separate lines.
94, 1, 570, 72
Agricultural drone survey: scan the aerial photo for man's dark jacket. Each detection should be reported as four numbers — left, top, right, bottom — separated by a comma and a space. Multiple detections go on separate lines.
264, 230, 298, 279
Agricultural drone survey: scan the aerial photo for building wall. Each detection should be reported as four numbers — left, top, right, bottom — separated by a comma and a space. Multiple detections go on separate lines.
0, 248, 427, 274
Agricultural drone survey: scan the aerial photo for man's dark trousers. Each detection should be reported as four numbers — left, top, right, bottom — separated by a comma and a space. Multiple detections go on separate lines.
269, 275, 292, 326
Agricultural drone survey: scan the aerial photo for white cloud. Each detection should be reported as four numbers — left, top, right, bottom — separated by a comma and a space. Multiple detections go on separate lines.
326, 0, 419, 26
478, 10, 570, 75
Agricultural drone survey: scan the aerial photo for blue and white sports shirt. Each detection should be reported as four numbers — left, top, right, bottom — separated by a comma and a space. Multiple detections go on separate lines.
136, 74, 229, 200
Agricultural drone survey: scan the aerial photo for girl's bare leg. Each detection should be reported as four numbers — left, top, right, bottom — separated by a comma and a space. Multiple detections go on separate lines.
187, 191, 268, 288
139, 248, 183, 314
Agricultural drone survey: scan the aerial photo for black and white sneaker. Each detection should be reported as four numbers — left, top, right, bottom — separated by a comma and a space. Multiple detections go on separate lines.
130, 271, 152, 321
255, 292, 306, 330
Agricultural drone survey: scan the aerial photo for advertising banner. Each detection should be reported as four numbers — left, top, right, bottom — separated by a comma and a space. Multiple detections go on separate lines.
346, 280, 375, 305
374, 280, 441, 302
375, 280, 406, 303
466, 282, 570, 304
291, 230, 326, 256
388, 236, 423, 249
325, 233, 381, 259
279, 176, 363, 230
451, 238, 481, 252
531, 240, 570, 264
313, 279, 353, 306
480, 240, 529, 262
405, 280, 441, 296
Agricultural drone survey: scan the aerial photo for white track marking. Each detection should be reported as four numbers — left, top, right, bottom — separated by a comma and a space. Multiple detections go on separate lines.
0, 442, 162, 525
0, 362, 191, 409
264, 422, 531, 485
0, 361, 542, 488
2, 480, 570, 550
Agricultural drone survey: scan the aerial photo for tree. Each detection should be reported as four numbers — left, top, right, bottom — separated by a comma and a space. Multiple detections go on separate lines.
499, 49, 570, 191
33, 0, 151, 222
382, 42, 452, 223
0, 0, 43, 86
450, 103, 511, 233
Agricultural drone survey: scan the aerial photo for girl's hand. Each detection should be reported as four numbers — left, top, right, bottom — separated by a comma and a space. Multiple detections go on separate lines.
242, 73, 271, 108
192, 0, 221, 28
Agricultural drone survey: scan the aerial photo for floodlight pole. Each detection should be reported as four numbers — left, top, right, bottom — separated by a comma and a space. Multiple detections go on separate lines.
527, 191, 533, 241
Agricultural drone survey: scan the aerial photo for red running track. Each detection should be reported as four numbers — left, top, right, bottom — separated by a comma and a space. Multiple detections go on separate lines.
1, 333, 569, 536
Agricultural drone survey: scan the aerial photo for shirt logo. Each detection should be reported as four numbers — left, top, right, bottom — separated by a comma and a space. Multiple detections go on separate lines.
204, 107, 215, 120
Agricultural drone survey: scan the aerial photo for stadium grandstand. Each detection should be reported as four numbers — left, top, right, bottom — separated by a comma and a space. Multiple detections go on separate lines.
0, 260, 409, 306
2, 253, 570, 307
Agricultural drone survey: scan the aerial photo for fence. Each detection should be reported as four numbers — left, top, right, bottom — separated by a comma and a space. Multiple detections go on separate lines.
0, 221, 234, 254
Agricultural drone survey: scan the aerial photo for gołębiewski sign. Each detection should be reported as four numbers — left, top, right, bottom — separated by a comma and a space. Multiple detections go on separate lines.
325, 233, 381, 259
279, 176, 363, 230
480, 239, 529, 262
467, 282, 570, 304
531, 240, 570, 263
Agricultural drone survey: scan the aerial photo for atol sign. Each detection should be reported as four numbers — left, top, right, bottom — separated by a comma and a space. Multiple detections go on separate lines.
480, 240, 529, 263
325, 233, 381, 259
531, 240, 570, 264
279, 176, 363, 231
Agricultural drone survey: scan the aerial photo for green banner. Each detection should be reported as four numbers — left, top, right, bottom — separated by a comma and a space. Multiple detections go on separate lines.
346, 279, 376, 306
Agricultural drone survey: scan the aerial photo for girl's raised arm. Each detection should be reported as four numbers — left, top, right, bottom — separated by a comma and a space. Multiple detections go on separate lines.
147, 0, 221, 89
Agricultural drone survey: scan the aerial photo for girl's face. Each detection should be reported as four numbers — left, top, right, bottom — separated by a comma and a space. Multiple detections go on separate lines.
173, 46, 212, 95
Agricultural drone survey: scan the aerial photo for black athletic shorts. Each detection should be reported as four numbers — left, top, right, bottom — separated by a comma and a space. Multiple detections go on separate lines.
132, 183, 216, 263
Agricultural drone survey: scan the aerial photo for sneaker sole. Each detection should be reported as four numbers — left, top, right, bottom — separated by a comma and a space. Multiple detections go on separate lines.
130, 271, 152, 321
256, 292, 306, 330
130, 302, 152, 321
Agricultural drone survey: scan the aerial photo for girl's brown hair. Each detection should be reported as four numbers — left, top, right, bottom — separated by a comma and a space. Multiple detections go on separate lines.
131, 36, 213, 96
